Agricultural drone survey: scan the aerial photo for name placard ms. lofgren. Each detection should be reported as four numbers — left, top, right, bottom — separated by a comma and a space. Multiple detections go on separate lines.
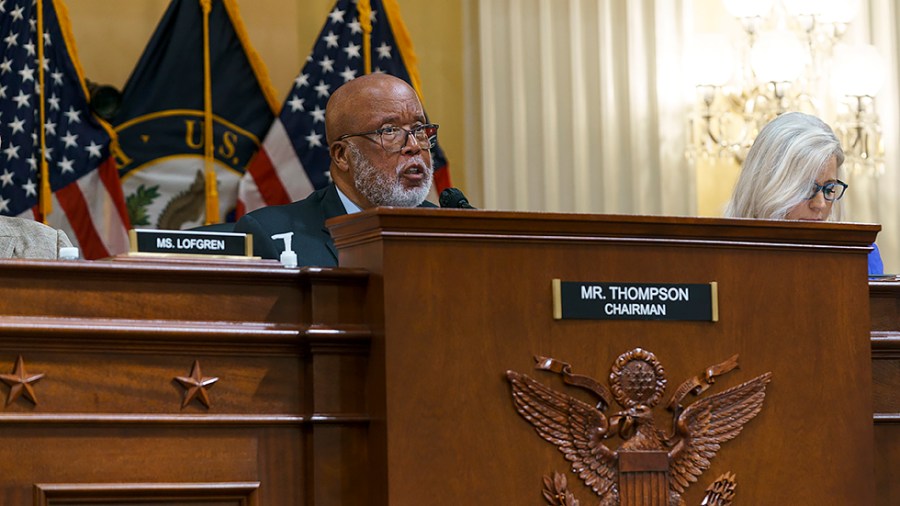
129, 229, 254, 258
552, 280, 718, 322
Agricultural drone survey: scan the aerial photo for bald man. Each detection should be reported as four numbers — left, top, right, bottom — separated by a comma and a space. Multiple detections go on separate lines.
235, 74, 438, 265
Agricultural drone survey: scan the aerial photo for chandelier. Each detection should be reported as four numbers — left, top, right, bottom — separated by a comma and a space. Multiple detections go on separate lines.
687, 0, 885, 174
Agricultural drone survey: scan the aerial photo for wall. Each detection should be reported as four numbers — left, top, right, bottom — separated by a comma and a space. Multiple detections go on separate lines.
56, 0, 900, 271
65, 0, 467, 192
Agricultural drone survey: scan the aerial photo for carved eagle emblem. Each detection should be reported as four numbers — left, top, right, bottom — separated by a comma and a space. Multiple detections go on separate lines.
507, 348, 771, 506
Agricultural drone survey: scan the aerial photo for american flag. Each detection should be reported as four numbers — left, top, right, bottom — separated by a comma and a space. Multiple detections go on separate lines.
0, 0, 130, 259
237, 0, 452, 215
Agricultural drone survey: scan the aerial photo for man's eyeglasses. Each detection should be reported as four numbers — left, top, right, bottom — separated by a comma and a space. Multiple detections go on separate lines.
808, 180, 848, 202
336, 124, 439, 153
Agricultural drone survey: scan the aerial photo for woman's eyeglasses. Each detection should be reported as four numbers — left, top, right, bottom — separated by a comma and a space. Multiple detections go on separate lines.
808, 180, 848, 201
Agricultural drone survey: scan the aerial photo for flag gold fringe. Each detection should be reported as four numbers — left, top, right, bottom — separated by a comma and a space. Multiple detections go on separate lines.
50, 0, 89, 100
358, 0, 373, 75
200, 0, 219, 224
37, 0, 51, 220
222, 0, 280, 111
382, 0, 425, 103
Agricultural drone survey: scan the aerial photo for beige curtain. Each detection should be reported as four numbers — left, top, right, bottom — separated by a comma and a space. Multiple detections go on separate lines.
472, 0, 691, 215
469, 0, 897, 272
853, 0, 899, 272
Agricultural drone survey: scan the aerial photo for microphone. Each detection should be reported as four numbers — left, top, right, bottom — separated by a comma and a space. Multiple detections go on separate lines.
439, 187, 477, 209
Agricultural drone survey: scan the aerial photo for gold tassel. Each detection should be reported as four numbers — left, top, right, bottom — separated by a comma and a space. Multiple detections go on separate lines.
200, 0, 219, 224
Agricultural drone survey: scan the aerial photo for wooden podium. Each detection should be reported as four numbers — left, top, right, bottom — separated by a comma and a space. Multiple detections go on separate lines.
0, 209, 880, 505
330, 209, 877, 505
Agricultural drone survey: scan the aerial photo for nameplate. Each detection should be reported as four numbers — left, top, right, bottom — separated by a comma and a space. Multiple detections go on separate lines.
552, 280, 718, 321
129, 229, 253, 257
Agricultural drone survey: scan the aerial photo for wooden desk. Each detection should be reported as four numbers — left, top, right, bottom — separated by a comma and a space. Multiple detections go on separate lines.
0, 211, 880, 505
0, 257, 369, 505
870, 280, 900, 505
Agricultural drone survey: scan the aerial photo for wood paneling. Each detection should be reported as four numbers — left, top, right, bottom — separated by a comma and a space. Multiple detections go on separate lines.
0, 258, 369, 506
871, 281, 900, 505
34, 482, 259, 506
332, 208, 877, 506
0, 211, 885, 505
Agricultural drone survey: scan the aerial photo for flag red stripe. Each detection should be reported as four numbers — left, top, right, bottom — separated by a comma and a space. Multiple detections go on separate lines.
247, 149, 291, 207
433, 163, 452, 194
55, 182, 110, 260
97, 157, 132, 228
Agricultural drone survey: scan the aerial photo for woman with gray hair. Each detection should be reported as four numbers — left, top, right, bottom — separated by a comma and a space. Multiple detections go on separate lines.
724, 111, 883, 274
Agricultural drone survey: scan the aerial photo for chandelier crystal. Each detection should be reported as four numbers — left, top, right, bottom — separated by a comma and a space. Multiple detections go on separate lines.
687, 0, 884, 174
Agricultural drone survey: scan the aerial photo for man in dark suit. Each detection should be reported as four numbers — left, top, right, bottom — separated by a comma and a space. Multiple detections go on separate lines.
235, 73, 438, 265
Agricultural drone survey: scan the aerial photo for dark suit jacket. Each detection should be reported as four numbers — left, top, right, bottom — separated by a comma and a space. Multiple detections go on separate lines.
234, 184, 436, 266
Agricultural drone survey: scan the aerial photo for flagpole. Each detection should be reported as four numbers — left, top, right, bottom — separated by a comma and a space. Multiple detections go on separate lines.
358, 0, 372, 75
36, 0, 52, 221
200, 0, 220, 224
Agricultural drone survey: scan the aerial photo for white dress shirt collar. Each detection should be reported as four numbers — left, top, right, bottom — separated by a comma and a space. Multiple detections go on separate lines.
335, 185, 363, 215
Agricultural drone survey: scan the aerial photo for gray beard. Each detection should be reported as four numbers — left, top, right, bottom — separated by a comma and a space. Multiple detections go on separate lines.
349, 144, 433, 207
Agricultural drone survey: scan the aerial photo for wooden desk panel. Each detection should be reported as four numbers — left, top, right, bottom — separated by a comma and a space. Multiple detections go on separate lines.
0, 212, 884, 506
331, 209, 878, 506
871, 281, 900, 506
0, 258, 370, 506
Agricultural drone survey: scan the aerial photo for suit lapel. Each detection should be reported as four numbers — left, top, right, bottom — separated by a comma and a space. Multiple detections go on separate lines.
319, 185, 347, 262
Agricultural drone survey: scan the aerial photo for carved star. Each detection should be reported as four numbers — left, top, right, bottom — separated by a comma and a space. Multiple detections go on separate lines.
175, 360, 218, 408
0, 355, 45, 406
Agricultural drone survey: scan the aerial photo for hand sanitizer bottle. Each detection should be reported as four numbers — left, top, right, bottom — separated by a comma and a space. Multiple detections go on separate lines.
270, 232, 297, 268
